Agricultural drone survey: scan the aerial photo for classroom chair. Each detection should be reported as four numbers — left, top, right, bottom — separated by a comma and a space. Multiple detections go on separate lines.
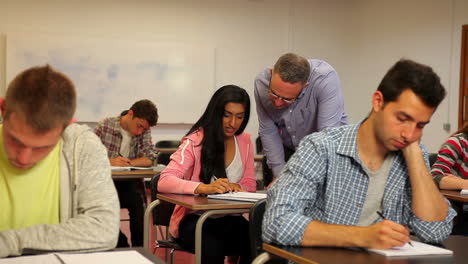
150, 173, 193, 263
155, 140, 181, 166
428, 152, 438, 167
249, 199, 286, 263
249, 199, 267, 260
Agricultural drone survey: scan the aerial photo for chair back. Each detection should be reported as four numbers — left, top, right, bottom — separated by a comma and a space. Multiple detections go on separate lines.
155, 140, 181, 166
249, 199, 267, 259
155, 140, 181, 149
256, 137, 263, 154
429, 152, 438, 167
150, 173, 176, 226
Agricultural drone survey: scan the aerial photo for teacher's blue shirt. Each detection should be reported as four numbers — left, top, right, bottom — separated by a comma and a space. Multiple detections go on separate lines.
254, 59, 348, 177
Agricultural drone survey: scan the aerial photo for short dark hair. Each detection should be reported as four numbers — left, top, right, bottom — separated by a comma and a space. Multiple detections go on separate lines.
273, 53, 311, 84
378, 59, 446, 108
129, 99, 158, 126
5, 65, 76, 132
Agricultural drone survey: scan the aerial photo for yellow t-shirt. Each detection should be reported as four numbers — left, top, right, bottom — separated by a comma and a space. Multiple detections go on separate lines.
0, 125, 61, 231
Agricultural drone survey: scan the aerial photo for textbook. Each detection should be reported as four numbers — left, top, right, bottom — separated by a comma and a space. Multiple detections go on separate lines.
461, 189, 468, 195
111, 166, 153, 172
207, 192, 267, 202
368, 241, 453, 257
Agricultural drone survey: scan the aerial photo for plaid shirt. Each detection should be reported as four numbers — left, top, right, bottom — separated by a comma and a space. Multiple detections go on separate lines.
94, 117, 158, 161
263, 121, 456, 246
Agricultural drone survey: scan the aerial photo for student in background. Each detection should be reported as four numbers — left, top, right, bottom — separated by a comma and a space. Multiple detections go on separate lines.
263, 59, 455, 248
158, 85, 256, 264
0, 65, 119, 258
431, 124, 468, 189
94, 99, 158, 247
255, 53, 348, 187
431, 124, 468, 235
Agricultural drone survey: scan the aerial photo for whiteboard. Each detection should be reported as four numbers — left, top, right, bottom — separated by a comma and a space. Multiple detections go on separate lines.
6, 33, 215, 123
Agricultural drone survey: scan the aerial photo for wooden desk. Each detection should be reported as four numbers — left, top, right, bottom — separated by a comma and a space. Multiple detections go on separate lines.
143, 193, 254, 264
254, 236, 468, 264
441, 190, 468, 203
156, 148, 178, 153
254, 155, 263, 162
111, 166, 165, 180
117, 247, 165, 264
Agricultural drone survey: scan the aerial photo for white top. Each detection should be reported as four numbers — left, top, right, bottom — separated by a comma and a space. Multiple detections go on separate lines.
119, 126, 132, 158
226, 136, 243, 183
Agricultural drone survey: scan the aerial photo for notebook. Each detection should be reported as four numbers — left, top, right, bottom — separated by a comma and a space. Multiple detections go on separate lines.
207, 192, 267, 202
0, 251, 152, 264
368, 241, 453, 257
461, 189, 468, 195
111, 166, 153, 172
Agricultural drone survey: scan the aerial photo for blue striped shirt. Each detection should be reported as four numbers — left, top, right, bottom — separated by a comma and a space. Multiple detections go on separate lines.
254, 59, 348, 177
263, 122, 456, 246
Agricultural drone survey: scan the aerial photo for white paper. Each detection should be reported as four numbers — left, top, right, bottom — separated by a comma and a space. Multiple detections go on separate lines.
368, 241, 453, 257
207, 192, 267, 202
56, 251, 153, 264
111, 166, 152, 172
460, 189, 468, 195
0, 254, 61, 264
0, 251, 153, 264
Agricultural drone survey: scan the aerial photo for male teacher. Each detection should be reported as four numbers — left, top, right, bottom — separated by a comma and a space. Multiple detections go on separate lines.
0, 65, 119, 258
255, 53, 348, 186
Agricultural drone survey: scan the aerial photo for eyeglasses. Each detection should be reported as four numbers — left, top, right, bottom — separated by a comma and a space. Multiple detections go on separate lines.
268, 89, 296, 105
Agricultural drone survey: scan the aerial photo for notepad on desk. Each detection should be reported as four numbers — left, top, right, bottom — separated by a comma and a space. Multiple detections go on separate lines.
368, 241, 453, 257
111, 166, 152, 172
207, 192, 267, 202
0, 251, 153, 264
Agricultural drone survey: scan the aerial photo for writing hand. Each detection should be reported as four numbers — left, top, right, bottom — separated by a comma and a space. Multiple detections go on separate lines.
363, 220, 410, 249
110, 156, 131, 166
228, 183, 244, 192
195, 178, 232, 194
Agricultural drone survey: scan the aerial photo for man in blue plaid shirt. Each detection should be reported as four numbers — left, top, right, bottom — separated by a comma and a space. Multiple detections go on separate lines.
263, 59, 456, 249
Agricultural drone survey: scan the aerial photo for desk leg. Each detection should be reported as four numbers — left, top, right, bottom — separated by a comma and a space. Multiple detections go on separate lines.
252, 252, 271, 264
143, 199, 161, 251
195, 209, 250, 264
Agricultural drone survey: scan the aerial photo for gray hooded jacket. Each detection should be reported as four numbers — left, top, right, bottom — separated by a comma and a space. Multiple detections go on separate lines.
0, 124, 120, 258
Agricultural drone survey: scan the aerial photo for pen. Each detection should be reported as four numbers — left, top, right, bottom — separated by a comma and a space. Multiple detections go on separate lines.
212, 175, 232, 194
376, 211, 413, 247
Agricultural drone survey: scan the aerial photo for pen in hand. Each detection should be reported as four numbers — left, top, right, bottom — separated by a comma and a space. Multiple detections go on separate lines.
117, 153, 131, 166
212, 175, 232, 194
376, 211, 413, 247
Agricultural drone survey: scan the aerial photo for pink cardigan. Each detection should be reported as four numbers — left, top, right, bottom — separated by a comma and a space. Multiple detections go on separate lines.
158, 129, 257, 238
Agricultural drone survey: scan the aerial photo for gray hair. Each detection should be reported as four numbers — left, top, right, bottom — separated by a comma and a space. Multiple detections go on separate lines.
273, 53, 311, 84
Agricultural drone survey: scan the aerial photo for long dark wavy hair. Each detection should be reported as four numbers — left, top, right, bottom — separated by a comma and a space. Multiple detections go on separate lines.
186, 85, 251, 184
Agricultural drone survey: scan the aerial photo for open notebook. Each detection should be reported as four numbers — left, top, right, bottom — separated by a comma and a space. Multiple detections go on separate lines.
111, 166, 152, 172
207, 192, 267, 202
368, 241, 453, 257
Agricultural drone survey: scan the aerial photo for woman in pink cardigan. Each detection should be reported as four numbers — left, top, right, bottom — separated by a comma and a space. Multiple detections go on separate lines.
158, 85, 256, 264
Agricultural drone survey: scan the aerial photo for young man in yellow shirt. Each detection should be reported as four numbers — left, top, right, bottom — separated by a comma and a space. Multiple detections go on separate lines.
0, 65, 120, 258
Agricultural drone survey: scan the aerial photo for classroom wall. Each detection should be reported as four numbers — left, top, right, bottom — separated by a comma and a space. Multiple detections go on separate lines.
1, 0, 467, 153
